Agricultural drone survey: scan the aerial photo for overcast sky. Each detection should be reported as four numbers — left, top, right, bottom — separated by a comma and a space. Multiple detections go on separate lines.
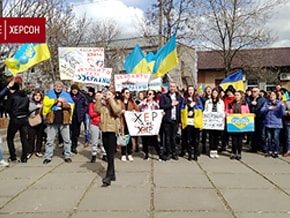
70, 0, 290, 48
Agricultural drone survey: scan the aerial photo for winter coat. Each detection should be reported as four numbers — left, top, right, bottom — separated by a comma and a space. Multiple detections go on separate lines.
71, 91, 88, 123
261, 99, 285, 129
6, 90, 29, 119
204, 98, 225, 113
94, 97, 122, 133
248, 96, 267, 119
88, 102, 100, 126
226, 100, 250, 114
159, 91, 183, 123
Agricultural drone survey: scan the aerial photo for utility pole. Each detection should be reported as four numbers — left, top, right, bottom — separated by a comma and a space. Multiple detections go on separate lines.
158, 0, 163, 49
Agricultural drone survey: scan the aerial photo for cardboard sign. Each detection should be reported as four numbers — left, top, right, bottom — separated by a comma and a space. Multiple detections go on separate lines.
124, 110, 163, 136
114, 74, 150, 92
227, 113, 255, 132
203, 112, 225, 130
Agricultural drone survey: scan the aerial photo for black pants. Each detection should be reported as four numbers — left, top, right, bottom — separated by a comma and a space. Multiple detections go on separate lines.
231, 133, 243, 155
27, 123, 44, 153
142, 135, 160, 157
70, 116, 81, 149
102, 132, 116, 180
7, 118, 29, 160
186, 125, 200, 158
209, 130, 220, 150
163, 120, 178, 156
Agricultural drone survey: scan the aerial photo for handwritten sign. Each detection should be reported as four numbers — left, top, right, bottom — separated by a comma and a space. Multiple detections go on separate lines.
73, 65, 112, 85
58, 47, 104, 80
227, 113, 255, 132
203, 112, 225, 130
114, 74, 151, 92
124, 110, 163, 136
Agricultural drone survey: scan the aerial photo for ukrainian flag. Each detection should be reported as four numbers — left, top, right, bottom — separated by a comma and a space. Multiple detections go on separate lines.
152, 35, 178, 77
219, 70, 244, 91
5, 43, 51, 75
145, 52, 155, 72
124, 45, 151, 74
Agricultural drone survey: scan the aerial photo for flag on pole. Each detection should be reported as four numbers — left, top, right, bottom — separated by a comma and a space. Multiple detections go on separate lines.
123, 44, 151, 74
5, 43, 51, 75
145, 52, 155, 73
219, 70, 244, 91
152, 35, 178, 77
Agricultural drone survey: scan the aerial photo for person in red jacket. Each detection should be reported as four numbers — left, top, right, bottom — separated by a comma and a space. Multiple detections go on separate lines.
88, 91, 107, 163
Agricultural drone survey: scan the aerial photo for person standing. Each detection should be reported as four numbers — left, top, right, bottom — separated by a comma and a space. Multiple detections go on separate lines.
42, 81, 75, 164
226, 90, 250, 160
283, 98, 290, 157
0, 79, 15, 166
159, 81, 183, 160
70, 84, 88, 154
88, 91, 107, 163
204, 88, 225, 158
180, 85, 203, 161
119, 88, 140, 162
248, 87, 267, 153
261, 91, 285, 158
83, 87, 95, 148
27, 90, 45, 159
94, 90, 122, 187
139, 90, 161, 160
6, 82, 30, 163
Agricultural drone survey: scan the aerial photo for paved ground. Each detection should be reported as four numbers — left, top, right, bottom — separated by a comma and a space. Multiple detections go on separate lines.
0, 129, 290, 218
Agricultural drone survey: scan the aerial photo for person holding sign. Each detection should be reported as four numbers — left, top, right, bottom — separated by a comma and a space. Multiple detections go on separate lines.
226, 90, 250, 160
120, 88, 140, 162
139, 90, 161, 160
94, 89, 122, 187
261, 91, 285, 158
204, 88, 225, 158
180, 85, 203, 161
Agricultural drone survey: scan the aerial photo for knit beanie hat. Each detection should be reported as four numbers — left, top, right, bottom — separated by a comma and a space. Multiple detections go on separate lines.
71, 84, 79, 91
88, 87, 95, 94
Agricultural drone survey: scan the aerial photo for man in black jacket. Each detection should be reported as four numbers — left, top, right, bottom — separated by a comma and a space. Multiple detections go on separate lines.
6, 82, 30, 163
159, 82, 183, 160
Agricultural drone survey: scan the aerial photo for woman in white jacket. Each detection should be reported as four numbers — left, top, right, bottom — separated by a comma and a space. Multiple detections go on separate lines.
204, 88, 225, 158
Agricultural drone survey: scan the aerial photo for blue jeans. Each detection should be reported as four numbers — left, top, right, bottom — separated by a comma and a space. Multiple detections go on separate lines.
45, 124, 71, 159
84, 113, 91, 144
286, 125, 290, 152
0, 133, 3, 160
266, 128, 281, 153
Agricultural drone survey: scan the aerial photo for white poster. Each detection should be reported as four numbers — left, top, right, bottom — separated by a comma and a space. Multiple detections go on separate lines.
114, 74, 151, 92
58, 47, 104, 80
124, 110, 163, 136
73, 65, 112, 86
202, 112, 225, 130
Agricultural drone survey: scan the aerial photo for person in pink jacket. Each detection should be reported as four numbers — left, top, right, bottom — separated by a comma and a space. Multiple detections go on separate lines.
226, 90, 250, 160
88, 91, 107, 163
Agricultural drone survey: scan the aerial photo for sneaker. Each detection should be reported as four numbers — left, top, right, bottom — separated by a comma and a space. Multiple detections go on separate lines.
214, 152, 220, 159
27, 153, 33, 159
8, 157, 20, 163
209, 151, 215, 158
128, 155, 134, 162
144, 154, 149, 160
230, 154, 236, 160
121, 155, 127, 162
64, 158, 72, 163
35, 152, 43, 158
0, 159, 9, 167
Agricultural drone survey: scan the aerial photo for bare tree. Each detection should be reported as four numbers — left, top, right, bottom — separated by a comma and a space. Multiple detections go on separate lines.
189, 0, 286, 76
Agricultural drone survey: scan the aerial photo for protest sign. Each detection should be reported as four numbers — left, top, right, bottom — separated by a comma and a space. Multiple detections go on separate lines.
58, 47, 104, 80
114, 74, 150, 92
203, 112, 225, 130
227, 113, 255, 132
124, 110, 163, 136
73, 65, 112, 86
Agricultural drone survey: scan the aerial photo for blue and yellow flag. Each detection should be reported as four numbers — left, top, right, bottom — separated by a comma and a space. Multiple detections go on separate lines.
152, 35, 178, 77
145, 52, 155, 73
5, 43, 51, 75
124, 44, 151, 74
282, 91, 290, 101
219, 70, 244, 91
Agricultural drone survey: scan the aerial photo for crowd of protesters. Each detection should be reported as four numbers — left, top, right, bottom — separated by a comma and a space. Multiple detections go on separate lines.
1, 77, 290, 187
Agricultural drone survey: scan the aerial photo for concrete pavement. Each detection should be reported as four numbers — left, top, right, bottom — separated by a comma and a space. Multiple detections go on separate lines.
0, 131, 290, 218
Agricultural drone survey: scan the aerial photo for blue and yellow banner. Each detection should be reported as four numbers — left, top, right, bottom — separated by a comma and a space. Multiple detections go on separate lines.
152, 35, 178, 77
227, 113, 255, 132
5, 43, 51, 75
123, 44, 151, 74
219, 70, 244, 91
